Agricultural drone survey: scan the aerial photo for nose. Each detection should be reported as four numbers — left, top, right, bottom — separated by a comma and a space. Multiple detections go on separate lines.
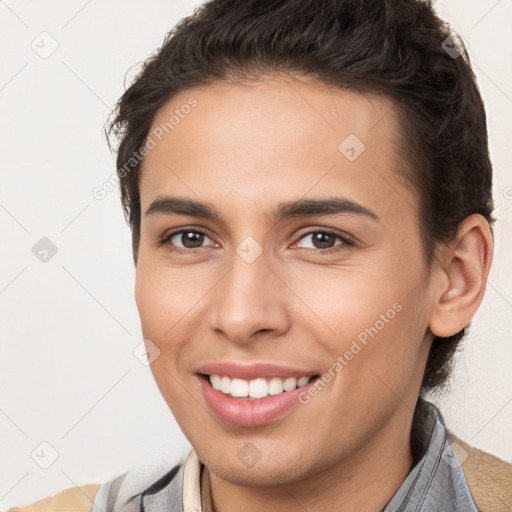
207, 246, 290, 345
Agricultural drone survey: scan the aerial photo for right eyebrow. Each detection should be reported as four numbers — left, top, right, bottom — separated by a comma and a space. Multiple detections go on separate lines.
145, 196, 222, 221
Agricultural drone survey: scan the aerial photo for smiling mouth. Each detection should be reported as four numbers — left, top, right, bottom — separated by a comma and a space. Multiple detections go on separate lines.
200, 374, 320, 400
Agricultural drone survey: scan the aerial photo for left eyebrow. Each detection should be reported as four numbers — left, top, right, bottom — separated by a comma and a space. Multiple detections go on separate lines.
270, 197, 379, 223
144, 196, 380, 223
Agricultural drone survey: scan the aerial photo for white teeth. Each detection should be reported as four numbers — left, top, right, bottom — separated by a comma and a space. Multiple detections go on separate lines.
283, 377, 297, 391
249, 378, 268, 399
230, 378, 249, 397
208, 374, 313, 399
210, 375, 221, 391
221, 376, 231, 394
268, 377, 284, 395
297, 376, 309, 387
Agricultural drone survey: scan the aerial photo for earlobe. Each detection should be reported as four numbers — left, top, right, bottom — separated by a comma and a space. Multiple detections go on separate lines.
429, 214, 493, 338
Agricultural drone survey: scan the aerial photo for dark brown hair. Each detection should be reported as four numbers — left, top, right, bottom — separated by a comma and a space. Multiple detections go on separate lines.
107, 0, 495, 398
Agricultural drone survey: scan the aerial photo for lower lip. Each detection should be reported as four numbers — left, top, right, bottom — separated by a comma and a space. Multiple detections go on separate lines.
198, 376, 317, 427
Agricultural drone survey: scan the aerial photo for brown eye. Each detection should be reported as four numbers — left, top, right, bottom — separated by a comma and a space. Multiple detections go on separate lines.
162, 229, 215, 250
298, 231, 345, 250
178, 231, 205, 248
311, 232, 337, 249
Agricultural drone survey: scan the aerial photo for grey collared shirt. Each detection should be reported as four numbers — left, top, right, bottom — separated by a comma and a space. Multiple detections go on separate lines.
93, 399, 479, 511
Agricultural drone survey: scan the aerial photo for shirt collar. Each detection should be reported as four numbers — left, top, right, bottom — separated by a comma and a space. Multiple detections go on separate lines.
146, 399, 478, 512
382, 399, 478, 511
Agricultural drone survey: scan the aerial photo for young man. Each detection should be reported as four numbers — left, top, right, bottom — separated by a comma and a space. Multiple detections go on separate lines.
10, 0, 511, 510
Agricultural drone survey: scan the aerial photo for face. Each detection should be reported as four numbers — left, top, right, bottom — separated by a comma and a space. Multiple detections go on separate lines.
135, 77, 436, 487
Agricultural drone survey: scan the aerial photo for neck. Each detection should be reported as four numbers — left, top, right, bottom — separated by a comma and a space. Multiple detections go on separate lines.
205, 404, 416, 512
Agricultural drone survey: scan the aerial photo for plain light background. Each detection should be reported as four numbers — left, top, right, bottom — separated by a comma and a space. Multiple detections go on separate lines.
0, 0, 511, 509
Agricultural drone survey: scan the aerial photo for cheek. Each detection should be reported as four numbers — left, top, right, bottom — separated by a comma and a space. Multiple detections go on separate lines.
134, 267, 194, 415
288, 261, 402, 342
135, 262, 199, 341
335, 293, 429, 408
309, 262, 428, 390
135, 267, 167, 337
134, 261, 216, 386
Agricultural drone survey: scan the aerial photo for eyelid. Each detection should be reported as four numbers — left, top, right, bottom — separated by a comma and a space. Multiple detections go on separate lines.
158, 226, 356, 252
292, 227, 356, 246
157, 226, 218, 249
291, 235, 355, 254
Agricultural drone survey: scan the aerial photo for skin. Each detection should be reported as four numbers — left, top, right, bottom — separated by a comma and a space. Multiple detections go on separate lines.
134, 76, 493, 512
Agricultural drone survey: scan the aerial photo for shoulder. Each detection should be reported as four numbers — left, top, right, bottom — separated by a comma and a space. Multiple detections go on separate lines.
94, 451, 190, 511
7, 451, 191, 512
447, 430, 512, 511
7, 484, 102, 512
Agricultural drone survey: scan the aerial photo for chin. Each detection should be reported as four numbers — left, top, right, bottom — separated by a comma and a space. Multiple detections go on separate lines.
208, 459, 307, 488
197, 440, 329, 488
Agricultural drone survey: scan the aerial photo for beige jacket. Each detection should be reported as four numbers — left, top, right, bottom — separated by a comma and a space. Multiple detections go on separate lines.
8, 433, 512, 512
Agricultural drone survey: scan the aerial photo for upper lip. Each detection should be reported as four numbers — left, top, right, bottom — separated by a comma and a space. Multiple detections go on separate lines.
195, 362, 319, 381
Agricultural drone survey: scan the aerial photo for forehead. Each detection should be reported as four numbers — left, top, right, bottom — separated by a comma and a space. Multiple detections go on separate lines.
139, 77, 416, 225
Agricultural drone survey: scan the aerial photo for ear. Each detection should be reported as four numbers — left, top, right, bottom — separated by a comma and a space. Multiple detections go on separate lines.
429, 214, 494, 338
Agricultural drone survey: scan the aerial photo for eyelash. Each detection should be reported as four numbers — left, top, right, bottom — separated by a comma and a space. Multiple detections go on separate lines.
157, 227, 355, 255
